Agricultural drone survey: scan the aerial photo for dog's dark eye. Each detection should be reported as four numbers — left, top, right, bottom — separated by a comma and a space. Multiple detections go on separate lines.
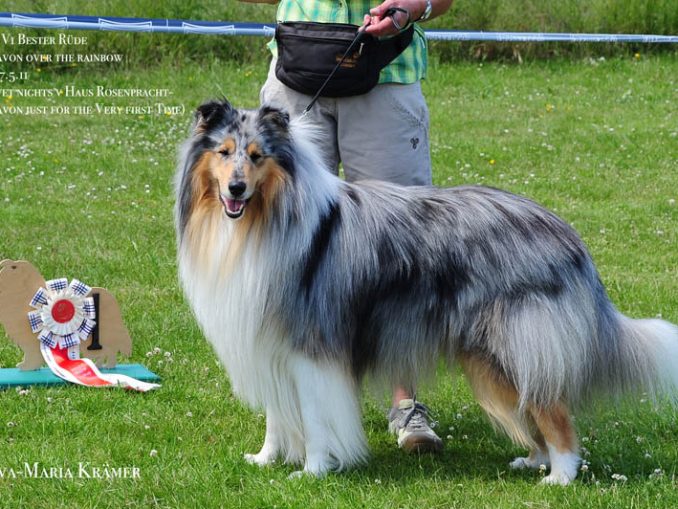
219, 148, 232, 158
250, 152, 263, 164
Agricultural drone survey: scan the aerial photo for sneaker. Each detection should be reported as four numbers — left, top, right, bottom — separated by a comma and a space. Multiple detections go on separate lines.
388, 398, 443, 453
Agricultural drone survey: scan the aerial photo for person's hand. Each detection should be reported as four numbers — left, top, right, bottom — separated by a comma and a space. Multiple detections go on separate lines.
361, 0, 428, 37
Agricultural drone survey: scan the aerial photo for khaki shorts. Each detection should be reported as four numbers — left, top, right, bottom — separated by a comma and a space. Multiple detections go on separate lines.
260, 60, 432, 186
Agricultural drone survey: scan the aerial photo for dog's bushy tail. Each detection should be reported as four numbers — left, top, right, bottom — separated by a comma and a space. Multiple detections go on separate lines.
609, 314, 678, 402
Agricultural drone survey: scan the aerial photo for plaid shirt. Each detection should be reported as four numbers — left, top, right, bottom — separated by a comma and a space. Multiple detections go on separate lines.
269, 0, 427, 84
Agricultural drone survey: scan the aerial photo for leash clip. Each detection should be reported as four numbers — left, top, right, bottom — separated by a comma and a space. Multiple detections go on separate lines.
383, 7, 411, 31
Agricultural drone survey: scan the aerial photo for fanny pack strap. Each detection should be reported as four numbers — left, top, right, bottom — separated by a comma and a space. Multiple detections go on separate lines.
301, 8, 414, 116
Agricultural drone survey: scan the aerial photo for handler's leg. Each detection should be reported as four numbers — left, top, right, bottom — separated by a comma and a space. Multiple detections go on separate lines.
337, 82, 432, 186
388, 389, 443, 453
260, 59, 340, 174
337, 82, 438, 451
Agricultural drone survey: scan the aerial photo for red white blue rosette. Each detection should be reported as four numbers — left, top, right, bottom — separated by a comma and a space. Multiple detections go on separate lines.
27, 278, 96, 349
26, 277, 159, 392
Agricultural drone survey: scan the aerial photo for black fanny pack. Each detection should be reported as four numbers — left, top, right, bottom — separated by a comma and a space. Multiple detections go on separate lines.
274, 21, 414, 98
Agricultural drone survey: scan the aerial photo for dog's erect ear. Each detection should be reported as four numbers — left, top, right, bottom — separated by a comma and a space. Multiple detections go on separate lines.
194, 99, 233, 133
258, 105, 290, 132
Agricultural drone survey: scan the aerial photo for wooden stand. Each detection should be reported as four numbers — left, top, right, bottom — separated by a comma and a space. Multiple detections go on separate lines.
0, 260, 159, 385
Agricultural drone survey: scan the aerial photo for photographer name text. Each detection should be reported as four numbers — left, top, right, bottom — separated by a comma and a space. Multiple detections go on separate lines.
0, 462, 140, 480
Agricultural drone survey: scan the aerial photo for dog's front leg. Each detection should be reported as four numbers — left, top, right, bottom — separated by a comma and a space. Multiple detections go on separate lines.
245, 410, 281, 466
289, 356, 338, 477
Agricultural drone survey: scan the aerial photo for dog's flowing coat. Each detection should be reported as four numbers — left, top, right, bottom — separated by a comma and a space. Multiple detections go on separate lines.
175, 99, 678, 485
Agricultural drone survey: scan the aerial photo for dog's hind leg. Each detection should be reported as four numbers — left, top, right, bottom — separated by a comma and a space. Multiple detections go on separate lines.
460, 354, 536, 448
529, 403, 580, 486
288, 355, 367, 477
508, 415, 550, 470
460, 355, 553, 472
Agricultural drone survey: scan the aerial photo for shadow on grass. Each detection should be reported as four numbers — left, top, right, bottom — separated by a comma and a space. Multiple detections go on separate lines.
361, 446, 519, 483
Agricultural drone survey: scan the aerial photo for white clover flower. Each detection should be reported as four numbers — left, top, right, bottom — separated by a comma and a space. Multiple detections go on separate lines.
650, 468, 663, 479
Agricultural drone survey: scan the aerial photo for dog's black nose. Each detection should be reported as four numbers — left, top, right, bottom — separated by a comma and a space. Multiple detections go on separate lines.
229, 181, 247, 198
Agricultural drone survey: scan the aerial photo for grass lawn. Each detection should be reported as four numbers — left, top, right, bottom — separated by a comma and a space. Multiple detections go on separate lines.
0, 49, 676, 507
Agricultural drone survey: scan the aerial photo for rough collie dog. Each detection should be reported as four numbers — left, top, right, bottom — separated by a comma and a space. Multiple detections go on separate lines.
175, 99, 678, 485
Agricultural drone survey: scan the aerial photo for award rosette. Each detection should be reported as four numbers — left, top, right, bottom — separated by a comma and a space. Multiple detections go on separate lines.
27, 278, 159, 392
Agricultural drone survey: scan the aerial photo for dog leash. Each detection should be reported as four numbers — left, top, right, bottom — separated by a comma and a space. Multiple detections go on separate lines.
301, 7, 410, 117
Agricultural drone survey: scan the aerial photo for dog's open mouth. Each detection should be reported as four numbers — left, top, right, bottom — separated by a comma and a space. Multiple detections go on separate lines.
220, 195, 248, 219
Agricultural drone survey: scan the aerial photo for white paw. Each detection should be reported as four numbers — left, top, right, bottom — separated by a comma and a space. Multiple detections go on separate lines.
288, 468, 326, 479
244, 452, 276, 466
510, 456, 550, 470
510, 457, 531, 470
303, 465, 329, 478
287, 462, 329, 479
541, 472, 575, 486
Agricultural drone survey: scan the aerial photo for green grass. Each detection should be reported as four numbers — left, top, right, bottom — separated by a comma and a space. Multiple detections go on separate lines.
0, 49, 677, 507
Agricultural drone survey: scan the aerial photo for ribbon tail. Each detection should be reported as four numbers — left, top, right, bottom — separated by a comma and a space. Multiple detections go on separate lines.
95, 373, 161, 392
40, 344, 159, 392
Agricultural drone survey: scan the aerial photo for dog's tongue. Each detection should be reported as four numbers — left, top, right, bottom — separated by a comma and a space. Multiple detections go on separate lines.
226, 198, 245, 214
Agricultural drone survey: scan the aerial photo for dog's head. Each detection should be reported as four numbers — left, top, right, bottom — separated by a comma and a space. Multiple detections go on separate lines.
179, 99, 294, 224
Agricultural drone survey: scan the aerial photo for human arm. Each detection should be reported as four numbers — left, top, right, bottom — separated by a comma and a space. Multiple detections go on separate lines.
363, 0, 453, 37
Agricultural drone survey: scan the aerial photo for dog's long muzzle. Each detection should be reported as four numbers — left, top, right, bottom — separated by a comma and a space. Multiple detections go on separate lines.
220, 180, 248, 219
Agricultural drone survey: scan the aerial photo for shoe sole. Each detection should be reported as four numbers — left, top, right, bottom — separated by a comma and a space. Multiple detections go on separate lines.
400, 437, 443, 454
